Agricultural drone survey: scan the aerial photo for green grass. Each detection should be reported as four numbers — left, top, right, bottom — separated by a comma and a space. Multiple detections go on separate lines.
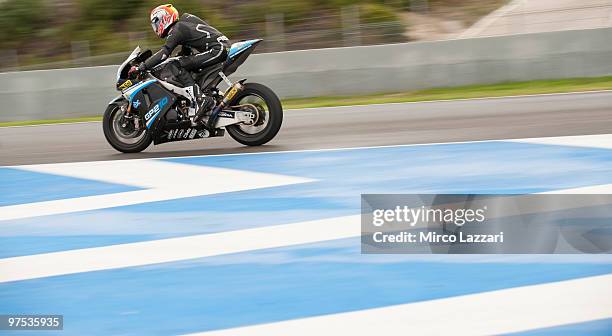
283, 76, 612, 109
0, 116, 102, 127
2, 76, 612, 127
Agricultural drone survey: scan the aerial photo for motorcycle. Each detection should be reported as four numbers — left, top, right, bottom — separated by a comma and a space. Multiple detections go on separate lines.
103, 39, 282, 153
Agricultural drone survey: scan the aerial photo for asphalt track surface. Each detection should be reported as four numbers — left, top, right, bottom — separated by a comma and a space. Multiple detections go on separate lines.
1, 91, 611, 166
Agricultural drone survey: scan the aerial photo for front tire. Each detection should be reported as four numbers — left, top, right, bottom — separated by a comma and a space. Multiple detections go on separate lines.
226, 83, 283, 146
103, 102, 152, 153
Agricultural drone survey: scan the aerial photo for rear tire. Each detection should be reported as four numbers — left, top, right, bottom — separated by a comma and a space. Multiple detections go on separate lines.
226, 83, 283, 146
103, 102, 152, 153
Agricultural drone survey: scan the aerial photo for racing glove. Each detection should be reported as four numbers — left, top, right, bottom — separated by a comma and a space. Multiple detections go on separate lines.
128, 63, 147, 79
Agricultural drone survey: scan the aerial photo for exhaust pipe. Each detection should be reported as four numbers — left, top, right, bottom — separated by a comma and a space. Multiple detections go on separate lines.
204, 80, 245, 131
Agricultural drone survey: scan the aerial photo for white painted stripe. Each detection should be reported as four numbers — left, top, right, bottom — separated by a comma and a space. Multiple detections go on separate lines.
0, 215, 360, 283
0, 133, 610, 282
187, 274, 612, 336
4, 132, 611, 171
512, 133, 612, 150
0, 160, 313, 221
19, 159, 197, 188
0, 179, 608, 282
542, 184, 612, 194
0, 181, 607, 282
1, 132, 609, 220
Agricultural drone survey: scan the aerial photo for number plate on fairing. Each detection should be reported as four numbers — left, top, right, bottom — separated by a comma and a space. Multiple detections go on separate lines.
117, 79, 134, 91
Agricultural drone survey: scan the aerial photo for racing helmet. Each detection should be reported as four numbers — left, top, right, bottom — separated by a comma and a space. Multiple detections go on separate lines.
150, 4, 179, 38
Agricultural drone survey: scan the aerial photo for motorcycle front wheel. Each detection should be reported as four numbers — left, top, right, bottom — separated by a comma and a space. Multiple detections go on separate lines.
103, 102, 152, 153
226, 83, 283, 146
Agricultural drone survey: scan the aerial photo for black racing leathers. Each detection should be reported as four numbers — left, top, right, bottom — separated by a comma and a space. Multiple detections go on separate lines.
143, 13, 229, 72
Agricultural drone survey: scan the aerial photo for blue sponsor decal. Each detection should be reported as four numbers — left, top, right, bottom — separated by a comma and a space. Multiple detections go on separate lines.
229, 40, 259, 58
132, 100, 141, 109
127, 80, 156, 103
145, 96, 169, 128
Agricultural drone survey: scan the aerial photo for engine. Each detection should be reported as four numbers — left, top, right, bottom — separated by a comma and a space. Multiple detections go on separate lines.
163, 97, 191, 128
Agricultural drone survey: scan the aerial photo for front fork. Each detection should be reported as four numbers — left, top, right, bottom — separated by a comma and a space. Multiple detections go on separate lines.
205, 72, 246, 131
120, 103, 141, 130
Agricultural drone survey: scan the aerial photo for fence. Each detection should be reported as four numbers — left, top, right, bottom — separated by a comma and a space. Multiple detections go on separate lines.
1, 27, 611, 122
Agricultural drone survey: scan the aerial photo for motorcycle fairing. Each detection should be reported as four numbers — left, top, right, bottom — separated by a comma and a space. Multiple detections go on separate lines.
224, 39, 262, 76
228, 39, 261, 59
116, 46, 152, 81
116, 47, 141, 81
128, 81, 176, 130
123, 79, 157, 104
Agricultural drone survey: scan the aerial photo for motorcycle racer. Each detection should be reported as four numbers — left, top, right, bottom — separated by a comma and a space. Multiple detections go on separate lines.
129, 4, 230, 122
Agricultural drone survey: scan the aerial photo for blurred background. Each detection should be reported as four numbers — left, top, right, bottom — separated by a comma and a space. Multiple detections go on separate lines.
1, 0, 612, 123
3, 0, 610, 72
0, 0, 490, 70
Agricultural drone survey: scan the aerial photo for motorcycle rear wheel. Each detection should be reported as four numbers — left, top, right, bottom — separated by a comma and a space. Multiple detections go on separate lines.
103, 102, 152, 153
226, 83, 283, 146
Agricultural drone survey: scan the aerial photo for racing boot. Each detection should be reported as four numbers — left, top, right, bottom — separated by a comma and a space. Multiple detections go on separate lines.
193, 95, 215, 124
192, 85, 216, 124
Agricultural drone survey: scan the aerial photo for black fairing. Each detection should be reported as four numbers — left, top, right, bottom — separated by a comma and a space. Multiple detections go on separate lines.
130, 82, 176, 132
131, 82, 222, 145
223, 40, 262, 76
